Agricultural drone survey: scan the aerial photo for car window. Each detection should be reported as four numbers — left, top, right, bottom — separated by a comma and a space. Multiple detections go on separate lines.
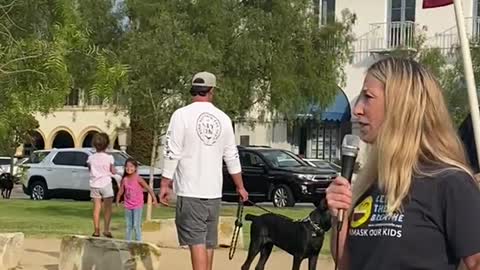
15, 158, 28, 166
0, 159, 11, 165
240, 152, 264, 167
108, 151, 131, 167
52, 152, 77, 166
311, 160, 332, 169
72, 152, 89, 167
27, 151, 51, 164
260, 150, 305, 168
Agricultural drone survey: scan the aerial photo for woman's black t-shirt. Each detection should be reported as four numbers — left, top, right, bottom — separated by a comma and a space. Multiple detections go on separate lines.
348, 169, 480, 270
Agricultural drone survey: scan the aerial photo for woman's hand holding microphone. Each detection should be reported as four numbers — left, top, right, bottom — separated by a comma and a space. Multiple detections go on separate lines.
326, 176, 353, 222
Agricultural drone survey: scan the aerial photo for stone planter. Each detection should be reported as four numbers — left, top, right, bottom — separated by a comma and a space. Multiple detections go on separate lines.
59, 235, 162, 270
0, 233, 23, 270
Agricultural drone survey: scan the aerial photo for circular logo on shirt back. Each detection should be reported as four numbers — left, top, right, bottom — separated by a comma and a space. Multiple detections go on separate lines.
196, 112, 222, 146
351, 196, 373, 228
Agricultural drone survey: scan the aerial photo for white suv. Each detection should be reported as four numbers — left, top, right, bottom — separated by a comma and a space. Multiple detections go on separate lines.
20, 148, 162, 200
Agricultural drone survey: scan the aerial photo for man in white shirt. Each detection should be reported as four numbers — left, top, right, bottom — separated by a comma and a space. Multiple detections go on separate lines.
159, 71, 248, 270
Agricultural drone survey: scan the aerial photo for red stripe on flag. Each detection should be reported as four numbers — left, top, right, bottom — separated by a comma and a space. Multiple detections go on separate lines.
423, 0, 453, 8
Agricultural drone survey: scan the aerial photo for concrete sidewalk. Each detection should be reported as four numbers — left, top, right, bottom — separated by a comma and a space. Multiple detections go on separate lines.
19, 238, 334, 270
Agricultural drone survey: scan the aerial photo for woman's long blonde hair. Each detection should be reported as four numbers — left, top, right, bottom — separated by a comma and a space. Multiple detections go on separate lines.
351, 57, 473, 215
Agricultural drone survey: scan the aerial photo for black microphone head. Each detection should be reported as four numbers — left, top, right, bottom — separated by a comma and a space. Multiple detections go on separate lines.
342, 134, 360, 157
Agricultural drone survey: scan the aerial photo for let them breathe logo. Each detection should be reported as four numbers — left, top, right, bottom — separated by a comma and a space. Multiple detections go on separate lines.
349, 193, 405, 239
196, 112, 221, 146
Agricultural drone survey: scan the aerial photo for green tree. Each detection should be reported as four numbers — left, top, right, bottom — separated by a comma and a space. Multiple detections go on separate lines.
124, 0, 357, 162
121, 0, 201, 220
182, 1, 356, 120
442, 43, 480, 126
0, 0, 127, 174
120, 0, 356, 219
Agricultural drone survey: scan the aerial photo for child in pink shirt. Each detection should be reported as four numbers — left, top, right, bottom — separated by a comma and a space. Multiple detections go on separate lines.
87, 132, 116, 238
116, 158, 158, 241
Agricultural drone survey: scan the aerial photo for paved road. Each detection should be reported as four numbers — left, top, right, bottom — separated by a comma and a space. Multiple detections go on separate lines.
10, 184, 29, 199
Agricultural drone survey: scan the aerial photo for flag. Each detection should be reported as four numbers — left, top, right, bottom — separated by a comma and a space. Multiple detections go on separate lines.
422, 0, 453, 8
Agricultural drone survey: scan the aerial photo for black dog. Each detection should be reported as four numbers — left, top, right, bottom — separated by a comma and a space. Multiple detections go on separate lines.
241, 200, 331, 270
0, 173, 14, 199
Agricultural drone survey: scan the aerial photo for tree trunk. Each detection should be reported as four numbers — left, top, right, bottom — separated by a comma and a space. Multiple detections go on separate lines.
8, 140, 16, 183
9, 152, 14, 182
128, 117, 154, 164
146, 130, 158, 221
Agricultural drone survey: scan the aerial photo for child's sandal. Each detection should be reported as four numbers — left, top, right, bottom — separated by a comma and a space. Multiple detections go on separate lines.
103, 232, 113, 238
92, 233, 100, 237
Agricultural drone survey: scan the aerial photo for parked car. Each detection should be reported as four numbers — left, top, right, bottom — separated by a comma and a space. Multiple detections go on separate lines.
0, 156, 21, 175
222, 146, 338, 207
0, 157, 12, 174
0, 156, 27, 183
20, 148, 162, 201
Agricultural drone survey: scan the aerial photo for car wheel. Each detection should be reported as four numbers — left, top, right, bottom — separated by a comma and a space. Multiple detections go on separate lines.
30, 181, 48, 200
272, 185, 295, 208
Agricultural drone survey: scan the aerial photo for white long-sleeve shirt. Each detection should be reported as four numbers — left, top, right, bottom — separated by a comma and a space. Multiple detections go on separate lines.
162, 102, 242, 199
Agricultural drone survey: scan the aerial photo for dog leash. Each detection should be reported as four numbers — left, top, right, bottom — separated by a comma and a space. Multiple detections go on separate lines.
335, 220, 341, 270
229, 199, 291, 260
247, 199, 297, 221
228, 199, 327, 260
247, 200, 274, 214
229, 199, 244, 260
335, 213, 350, 270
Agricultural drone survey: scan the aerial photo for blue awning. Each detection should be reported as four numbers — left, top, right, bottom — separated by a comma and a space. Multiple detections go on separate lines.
297, 88, 351, 122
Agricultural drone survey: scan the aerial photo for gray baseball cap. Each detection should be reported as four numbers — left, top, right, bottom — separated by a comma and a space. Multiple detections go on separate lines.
192, 71, 216, 88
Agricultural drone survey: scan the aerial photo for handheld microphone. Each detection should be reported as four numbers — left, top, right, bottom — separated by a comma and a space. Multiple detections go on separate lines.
337, 134, 360, 226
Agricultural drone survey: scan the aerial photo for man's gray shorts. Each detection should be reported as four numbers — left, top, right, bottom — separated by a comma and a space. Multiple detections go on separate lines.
175, 196, 221, 249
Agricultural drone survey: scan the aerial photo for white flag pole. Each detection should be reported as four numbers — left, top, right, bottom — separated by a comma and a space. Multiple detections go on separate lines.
453, 0, 480, 169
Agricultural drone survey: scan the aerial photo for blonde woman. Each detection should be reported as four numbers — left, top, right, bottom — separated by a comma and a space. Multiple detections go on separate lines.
326, 57, 480, 270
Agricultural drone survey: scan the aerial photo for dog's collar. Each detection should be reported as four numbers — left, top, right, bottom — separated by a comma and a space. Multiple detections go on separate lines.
302, 216, 324, 236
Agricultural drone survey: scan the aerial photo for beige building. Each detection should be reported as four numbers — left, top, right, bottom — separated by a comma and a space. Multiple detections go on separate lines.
20, 91, 130, 158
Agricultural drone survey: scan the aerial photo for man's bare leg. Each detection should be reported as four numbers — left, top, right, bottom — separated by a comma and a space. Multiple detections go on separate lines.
207, 248, 214, 270
190, 244, 208, 270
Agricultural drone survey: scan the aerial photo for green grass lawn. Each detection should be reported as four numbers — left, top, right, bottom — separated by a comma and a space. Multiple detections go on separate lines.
0, 200, 331, 255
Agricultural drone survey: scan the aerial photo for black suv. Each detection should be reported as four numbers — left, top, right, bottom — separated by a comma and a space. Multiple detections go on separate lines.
222, 146, 338, 207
